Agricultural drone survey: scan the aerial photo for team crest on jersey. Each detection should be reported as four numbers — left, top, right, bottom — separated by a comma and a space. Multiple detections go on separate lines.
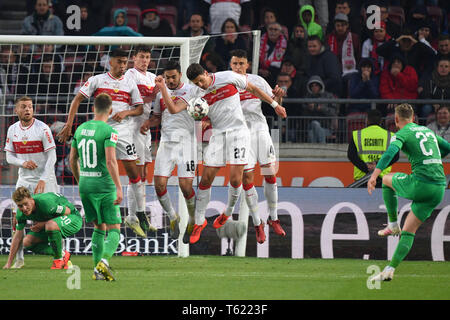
84, 81, 89, 87
21, 135, 28, 145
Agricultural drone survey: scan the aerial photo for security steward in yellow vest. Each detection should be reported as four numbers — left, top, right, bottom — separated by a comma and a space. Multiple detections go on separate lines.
347, 110, 399, 187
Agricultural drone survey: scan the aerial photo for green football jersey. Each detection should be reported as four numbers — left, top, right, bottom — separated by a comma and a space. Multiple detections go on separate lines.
391, 123, 446, 184
16, 192, 77, 230
72, 120, 118, 193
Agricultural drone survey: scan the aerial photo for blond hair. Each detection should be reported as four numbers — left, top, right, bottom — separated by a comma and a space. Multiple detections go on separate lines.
15, 96, 33, 107
395, 103, 414, 120
94, 93, 112, 114
12, 187, 32, 203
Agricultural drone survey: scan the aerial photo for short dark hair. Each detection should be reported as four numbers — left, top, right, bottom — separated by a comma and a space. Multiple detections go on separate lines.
94, 93, 112, 114
367, 109, 382, 125
438, 34, 450, 42
307, 35, 322, 44
163, 60, 181, 73
133, 45, 151, 56
229, 49, 248, 59
186, 63, 205, 80
110, 48, 128, 58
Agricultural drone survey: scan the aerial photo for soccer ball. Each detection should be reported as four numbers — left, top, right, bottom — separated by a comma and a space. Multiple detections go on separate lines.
187, 97, 209, 120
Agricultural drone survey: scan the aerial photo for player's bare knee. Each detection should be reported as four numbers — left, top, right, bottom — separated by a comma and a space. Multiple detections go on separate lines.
44, 220, 59, 231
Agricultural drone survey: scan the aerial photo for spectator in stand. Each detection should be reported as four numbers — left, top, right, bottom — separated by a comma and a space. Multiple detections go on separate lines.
326, 0, 361, 37
177, 13, 214, 54
0, 46, 29, 95
407, 4, 439, 36
305, 35, 343, 97
348, 58, 380, 114
436, 34, 450, 62
93, 8, 142, 37
214, 18, 247, 66
361, 21, 391, 75
204, 0, 251, 35
379, 54, 418, 116
427, 105, 450, 141
21, 0, 64, 36
302, 75, 338, 143
416, 21, 438, 52
64, 3, 99, 36
376, 28, 436, 77
277, 72, 301, 99
326, 13, 361, 90
361, 1, 401, 42
418, 57, 450, 118
298, 0, 328, 30
259, 8, 277, 35
31, 44, 64, 74
28, 54, 70, 96
139, 6, 174, 37
202, 52, 226, 73
259, 22, 288, 86
286, 23, 308, 75
299, 4, 324, 40
280, 58, 305, 97
277, 72, 301, 142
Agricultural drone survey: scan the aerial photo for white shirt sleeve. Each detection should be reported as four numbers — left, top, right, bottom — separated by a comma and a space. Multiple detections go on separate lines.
78, 75, 96, 98
130, 81, 144, 106
230, 71, 248, 91
153, 93, 162, 114
40, 148, 57, 181
42, 125, 56, 152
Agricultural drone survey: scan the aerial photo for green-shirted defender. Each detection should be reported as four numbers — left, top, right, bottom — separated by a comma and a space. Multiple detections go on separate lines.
3, 188, 82, 269
70, 93, 123, 281
368, 103, 450, 281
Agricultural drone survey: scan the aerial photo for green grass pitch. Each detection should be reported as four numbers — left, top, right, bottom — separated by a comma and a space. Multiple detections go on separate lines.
1, 255, 449, 300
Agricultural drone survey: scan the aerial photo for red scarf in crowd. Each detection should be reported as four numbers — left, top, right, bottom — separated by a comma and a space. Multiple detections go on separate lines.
259, 32, 287, 69
370, 33, 391, 74
328, 31, 357, 75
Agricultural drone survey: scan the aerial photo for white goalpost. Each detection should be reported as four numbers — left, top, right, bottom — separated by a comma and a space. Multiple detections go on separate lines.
0, 31, 261, 258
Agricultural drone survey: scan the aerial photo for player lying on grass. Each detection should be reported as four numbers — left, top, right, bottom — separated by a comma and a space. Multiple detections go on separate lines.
368, 103, 450, 281
3, 187, 82, 270
70, 93, 123, 281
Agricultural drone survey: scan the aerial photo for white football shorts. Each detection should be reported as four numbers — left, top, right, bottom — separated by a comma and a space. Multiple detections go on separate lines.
244, 129, 277, 172
154, 139, 197, 178
114, 128, 138, 161
203, 128, 250, 167
134, 130, 152, 166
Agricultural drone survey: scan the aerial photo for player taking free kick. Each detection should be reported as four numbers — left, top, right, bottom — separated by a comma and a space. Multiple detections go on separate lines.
368, 103, 450, 281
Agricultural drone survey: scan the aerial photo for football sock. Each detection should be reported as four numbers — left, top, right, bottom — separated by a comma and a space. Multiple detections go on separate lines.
16, 241, 24, 260
195, 183, 211, 225
25, 242, 54, 255
47, 230, 63, 259
264, 176, 278, 220
389, 231, 415, 268
382, 184, 398, 224
137, 180, 146, 212
102, 228, 120, 262
244, 184, 261, 226
92, 228, 106, 266
225, 182, 242, 216
185, 188, 196, 222
127, 184, 136, 217
128, 176, 143, 217
156, 188, 177, 221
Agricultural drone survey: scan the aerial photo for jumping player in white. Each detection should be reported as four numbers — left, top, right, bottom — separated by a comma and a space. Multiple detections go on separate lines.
229, 49, 287, 238
57, 48, 147, 237
140, 60, 197, 240
4, 96, 59, 268
185, 63, 287, 244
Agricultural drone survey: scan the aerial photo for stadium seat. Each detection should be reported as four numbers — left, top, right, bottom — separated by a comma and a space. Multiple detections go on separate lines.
346, 112, 368, 142
388, 6, 405, 27
111, 5, 141, 32
427, 6, 443, 33
156, 5, 178, 31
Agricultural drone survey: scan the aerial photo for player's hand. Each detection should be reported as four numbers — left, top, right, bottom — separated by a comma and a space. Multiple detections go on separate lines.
272, 85, 285, 98
201, 117, 211, 130
155, 76, 165, 89
31, 221, 45, 232
114, 188, 123, 205
112, 111, 128, 123
34, 180, 45, 194
274, 105, 287, 118
140, 119, 151, 135
56, 124, 72, 143
367, 175, 377, 195
22, 160, 38, 170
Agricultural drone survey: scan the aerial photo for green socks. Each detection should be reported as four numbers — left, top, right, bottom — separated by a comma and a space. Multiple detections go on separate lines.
92, 228, 106, 266
389, 231, 415, 268
382, 184, 398, 224
102, 228, 120, 262
25, 242, 54, 255
47, 230, 63, 259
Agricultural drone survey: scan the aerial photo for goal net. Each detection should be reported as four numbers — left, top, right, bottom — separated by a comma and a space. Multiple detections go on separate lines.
0, 31, 261, 258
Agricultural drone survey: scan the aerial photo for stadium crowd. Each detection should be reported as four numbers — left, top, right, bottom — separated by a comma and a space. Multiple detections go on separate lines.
1, 0, 449, 145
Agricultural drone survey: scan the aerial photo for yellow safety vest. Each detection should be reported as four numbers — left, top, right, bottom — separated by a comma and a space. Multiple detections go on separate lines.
352, 125, 393, 181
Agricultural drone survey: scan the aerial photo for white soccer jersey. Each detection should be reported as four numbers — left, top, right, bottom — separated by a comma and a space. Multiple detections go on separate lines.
124, 68, 156, 127
4, 119, 57, 183
153, 83, 196, 142
192, 70, 248, 133
79, 72, 143, 132
240, 73, 274, 132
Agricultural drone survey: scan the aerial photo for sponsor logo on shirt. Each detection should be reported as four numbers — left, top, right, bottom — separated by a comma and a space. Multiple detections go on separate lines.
110, 132, 118, 143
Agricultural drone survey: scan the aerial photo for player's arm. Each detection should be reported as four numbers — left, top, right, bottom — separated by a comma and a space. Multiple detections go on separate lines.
69, 145, 80, 184
105, 146, 123, 205
246, 81, 287, 118
367, 143, 402, 194
437, 135, 450, 158
140, 113, 161, 135
111, 104, 144, 122
155, 76, 187, 114
3, 228, 24, 269
6, 151, 37, 170
57, 92, 86, 143
35, 148, 57, 194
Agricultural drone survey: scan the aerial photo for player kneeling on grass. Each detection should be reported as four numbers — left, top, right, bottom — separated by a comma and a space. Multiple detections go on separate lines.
3, 188, 81, 270
70, 93, 123, 281
368, 103, 450, 281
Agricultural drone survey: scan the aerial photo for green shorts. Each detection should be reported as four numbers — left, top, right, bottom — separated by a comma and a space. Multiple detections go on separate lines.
392, 173, 445, 222
80, 192, 121, 225
27, 211, 82, 239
